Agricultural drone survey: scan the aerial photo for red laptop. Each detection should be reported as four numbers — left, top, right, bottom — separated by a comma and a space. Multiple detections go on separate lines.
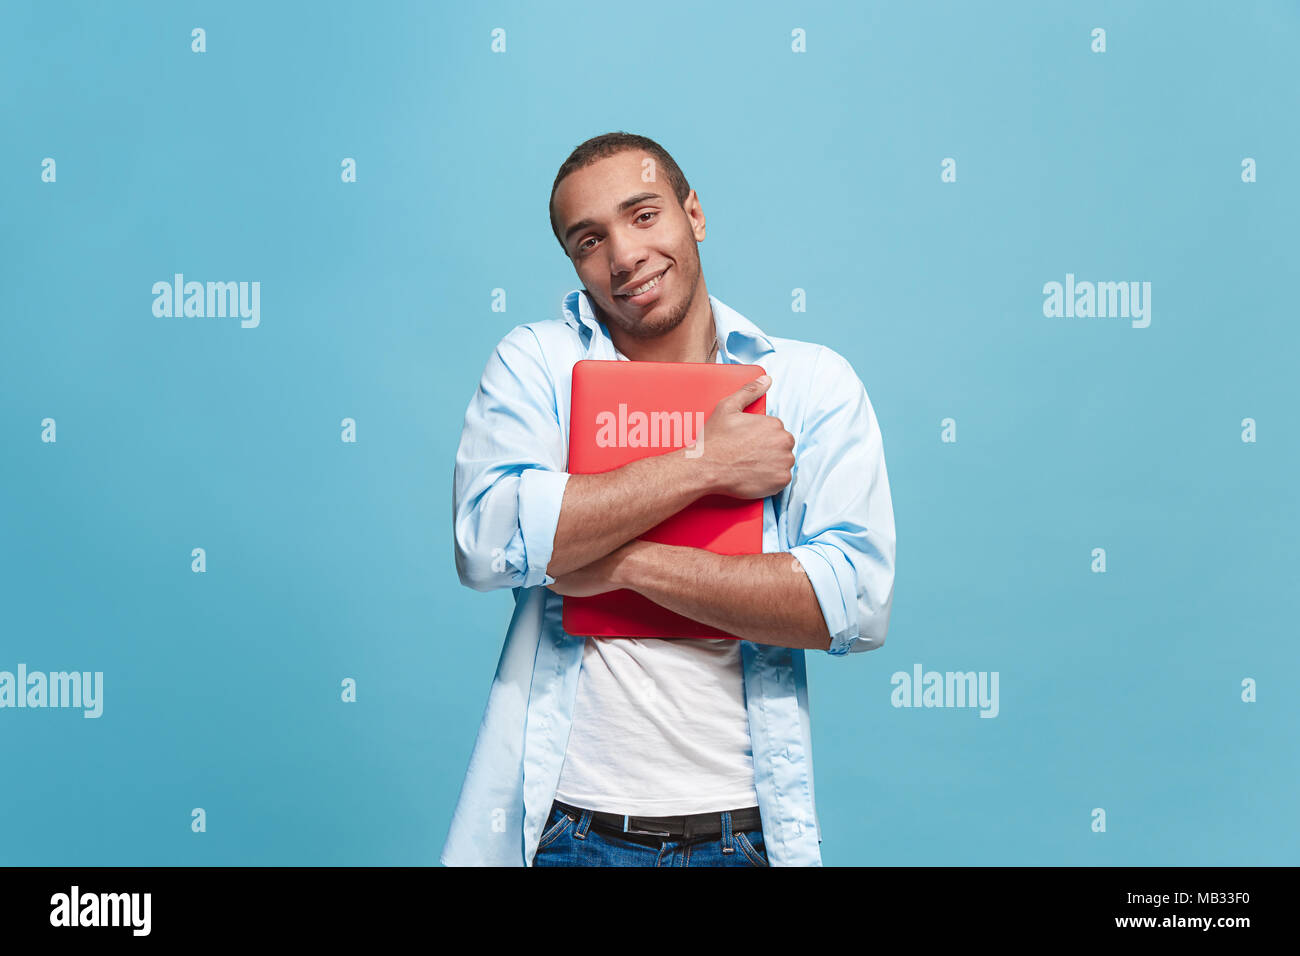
563, 358, 767, 639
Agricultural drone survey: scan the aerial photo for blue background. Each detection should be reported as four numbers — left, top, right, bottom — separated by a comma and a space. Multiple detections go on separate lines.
1, 0, 1296, 865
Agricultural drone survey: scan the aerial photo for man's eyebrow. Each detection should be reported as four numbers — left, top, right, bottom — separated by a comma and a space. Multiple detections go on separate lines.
563, 192, 665, 244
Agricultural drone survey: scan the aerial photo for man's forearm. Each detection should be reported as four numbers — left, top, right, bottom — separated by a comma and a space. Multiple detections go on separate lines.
613, 541, 833, 651
546, 450, 718, 579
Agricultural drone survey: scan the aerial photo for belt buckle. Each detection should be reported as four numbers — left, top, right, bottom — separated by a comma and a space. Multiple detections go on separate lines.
623, 814, 673, 838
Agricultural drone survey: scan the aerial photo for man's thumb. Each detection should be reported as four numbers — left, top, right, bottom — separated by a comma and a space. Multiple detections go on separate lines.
719, 373, 771, 411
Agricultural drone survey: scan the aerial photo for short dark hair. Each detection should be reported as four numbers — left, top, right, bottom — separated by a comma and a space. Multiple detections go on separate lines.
548, 132, 692, 255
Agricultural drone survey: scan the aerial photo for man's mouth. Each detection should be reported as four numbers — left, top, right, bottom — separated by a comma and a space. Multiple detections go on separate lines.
616, 266, 669, 302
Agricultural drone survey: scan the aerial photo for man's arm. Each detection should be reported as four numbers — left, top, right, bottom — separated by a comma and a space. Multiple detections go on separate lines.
545, 451, 718, 580
613, 541, 832, 651
454, 325, 788, 593
547, 345, 895, 656
546, 373, 791, 579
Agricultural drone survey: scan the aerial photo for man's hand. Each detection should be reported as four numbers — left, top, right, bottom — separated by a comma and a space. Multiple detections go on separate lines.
545, 539, 648, 597
696, 375, 795, 499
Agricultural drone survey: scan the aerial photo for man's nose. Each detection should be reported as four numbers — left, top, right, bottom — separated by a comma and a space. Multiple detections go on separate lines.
606, 231, 647, 279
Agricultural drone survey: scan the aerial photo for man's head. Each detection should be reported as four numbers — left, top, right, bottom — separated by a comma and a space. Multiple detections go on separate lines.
549, 132, 709, 345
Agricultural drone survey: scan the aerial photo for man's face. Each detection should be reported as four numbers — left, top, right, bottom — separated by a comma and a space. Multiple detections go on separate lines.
553, 150, 706, 341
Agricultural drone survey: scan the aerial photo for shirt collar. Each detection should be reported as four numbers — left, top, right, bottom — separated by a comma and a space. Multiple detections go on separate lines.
561, 287, 776, 363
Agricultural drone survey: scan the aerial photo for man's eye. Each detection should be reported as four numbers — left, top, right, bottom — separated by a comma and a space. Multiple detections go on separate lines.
577, 212, 653, 253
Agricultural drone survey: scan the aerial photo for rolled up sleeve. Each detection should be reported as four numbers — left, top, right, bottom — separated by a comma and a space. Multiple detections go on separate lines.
453, 326, 570, 591
786, 346, 896, 655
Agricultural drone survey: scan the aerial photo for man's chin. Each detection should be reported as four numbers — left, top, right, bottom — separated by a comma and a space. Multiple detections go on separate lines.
629, 314, 685, 340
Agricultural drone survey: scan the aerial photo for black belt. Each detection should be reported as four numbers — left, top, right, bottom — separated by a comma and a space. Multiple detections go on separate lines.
553, 799, 762, 839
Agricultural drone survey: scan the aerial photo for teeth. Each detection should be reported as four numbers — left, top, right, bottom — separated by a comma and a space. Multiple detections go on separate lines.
623, 271, 663, 296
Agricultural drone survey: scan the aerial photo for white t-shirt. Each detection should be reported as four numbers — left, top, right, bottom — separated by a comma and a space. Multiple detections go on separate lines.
554, 637, 760, 815
553, 333, 760, 815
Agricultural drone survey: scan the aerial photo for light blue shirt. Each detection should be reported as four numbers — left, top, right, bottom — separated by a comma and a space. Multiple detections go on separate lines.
442, 288, 896, 866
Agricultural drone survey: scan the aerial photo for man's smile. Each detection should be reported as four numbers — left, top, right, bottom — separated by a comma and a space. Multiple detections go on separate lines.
616, 265, 670, 305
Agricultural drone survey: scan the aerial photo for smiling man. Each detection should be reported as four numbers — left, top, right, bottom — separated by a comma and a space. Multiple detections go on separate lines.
442, 131, 896, 867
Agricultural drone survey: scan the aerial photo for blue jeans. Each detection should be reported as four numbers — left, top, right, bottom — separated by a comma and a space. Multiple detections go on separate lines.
531, 801, 771, 867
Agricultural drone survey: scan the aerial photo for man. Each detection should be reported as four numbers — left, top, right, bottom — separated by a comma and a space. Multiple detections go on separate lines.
442, 132, 896, 866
